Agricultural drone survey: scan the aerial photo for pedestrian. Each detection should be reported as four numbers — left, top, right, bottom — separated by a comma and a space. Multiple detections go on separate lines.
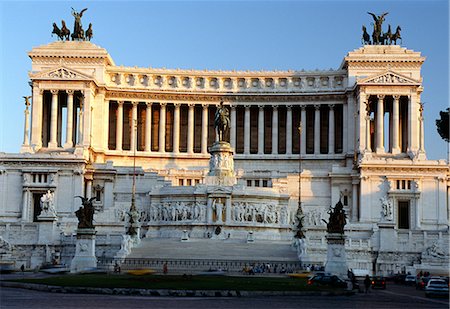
364, 274, 371, 293
20, 264, 25, 273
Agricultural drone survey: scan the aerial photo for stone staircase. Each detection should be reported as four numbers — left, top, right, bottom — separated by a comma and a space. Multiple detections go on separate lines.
114, 237, 301, 273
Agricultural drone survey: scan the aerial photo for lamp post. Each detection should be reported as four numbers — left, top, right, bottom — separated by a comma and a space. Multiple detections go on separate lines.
127, 119, 140, 242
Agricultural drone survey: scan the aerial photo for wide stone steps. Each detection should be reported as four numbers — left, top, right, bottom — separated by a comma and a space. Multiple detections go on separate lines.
127, 238, 298, 261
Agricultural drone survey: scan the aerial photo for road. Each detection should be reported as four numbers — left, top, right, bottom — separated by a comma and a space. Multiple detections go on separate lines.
1, 283, 448, 309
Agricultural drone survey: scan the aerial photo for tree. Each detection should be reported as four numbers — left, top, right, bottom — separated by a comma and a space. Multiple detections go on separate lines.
436, 108, 449, 142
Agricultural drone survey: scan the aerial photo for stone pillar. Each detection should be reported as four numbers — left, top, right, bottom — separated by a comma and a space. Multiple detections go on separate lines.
230, 105, 236, 149
48, 90, 59, 148
31, 86, 43, 149
419, 102, 425, 153
116, 101, 124, 151
258, 105, 264, 154
328, 104, 335, 154
201, 104, 208, 154
314, 105, 320, 154
173, 103, 181, 153
21, 189, 29, 221
130, 101, 138, 152
244, 105, 250, 154
343, 100, 349, 154
64, 90, 74, 148
225, 197, 232, 223
391, 95, 400, 154
324, 233, 348, 277
22, 98, 31, 146
376, 95, 385, 153
86, 179, 93, 199
300, 105, 306, 155
206, 198, 213, 224
272, 105, 278, 154
408, 94, 419, 155
159, 103, 166, 153
187, 103, 195, 154
145, 102, 152, 152
286, 105, 293, 154
77, 98, 83, 146
352, 180, 358, 222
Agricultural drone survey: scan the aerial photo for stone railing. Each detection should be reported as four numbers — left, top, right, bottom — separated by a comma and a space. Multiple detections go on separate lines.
98, 257, 302, 274
105, 67, 346, 93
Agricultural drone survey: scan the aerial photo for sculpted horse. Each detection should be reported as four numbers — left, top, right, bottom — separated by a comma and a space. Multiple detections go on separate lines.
362, 25, 371, 45
52, 21, 70, 41
214, 102, 230, 142
85, 23, 93, 41
390, 26, 402, 45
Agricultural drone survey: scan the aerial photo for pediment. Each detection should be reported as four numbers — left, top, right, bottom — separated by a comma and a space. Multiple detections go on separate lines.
29, 66, 93, 81
358, 70, 421, 86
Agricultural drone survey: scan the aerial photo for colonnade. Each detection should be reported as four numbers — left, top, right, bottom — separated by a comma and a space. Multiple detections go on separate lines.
108, 101, 344, 155
27, 88, 84, 149
362, 94, 422, 155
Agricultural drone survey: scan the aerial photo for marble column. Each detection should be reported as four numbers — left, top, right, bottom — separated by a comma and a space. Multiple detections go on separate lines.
21, 189, 30, 221
63, 90, 74, 148
271, 105, 278, 154
48, 90, 59, 148
77, 98, 83, 146
116, 101, 124, 151
173, 103, 181, 153
23, 98, 31, 146
258, 105, 264, 154
392, 95, 400, 154
201, 104, 208, 154
343, 99, 349, 154
30, 85, 43, 149
300, 105, 306, 155
314, 104, 320, 154
187, 103, 194, 153
244, 105, 250, 154
365, 113, 371, 153
159, 103, 166, 153
408, 94, 419, 154
86, 179, 92, 199
351, 181, 358, 222
145, 102, 152, 152
130, 101, 138, 152
376, 95, 385, 153
286, 105, 292, 154
328, 104, 335, 154
419, 102, 425, 153
230, 105, 236, 149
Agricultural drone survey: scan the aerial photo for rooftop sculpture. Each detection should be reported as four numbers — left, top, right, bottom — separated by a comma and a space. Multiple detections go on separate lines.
362, 12, 402, 45
52, 8, 92, 41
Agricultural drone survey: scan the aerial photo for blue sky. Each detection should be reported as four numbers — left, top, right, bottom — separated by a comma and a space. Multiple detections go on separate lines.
0, 0, 448, 160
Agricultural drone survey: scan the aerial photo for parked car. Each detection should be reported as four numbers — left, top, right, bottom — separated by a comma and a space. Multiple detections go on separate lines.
371, 276, 386, 289
404, 275, 416, 285
425, 279, 449, 298
307, 274, 347, 288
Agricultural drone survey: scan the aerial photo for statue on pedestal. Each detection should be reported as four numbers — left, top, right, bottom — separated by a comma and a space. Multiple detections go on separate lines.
214, 102, 230, 142
322, 199, 347, 234
40, 190, 57, 217
75, 196, 96, 229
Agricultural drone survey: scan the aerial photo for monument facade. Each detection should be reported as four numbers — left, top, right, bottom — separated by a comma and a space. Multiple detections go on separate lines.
0, 12, 448, 275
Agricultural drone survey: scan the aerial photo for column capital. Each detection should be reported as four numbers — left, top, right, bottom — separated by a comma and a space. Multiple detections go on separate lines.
188, 102, 195, 108
145, 101, 153, 107
392, 95, 401, 100
201, 103, 209, 108
300, 104, 306, 110
377, 94, 385, 100
160, 102, 167, 107
244, 105, 251, 109
66, 89, 75, 95
173, 102, 181, 108
50, 89, 59, 95
258, 104, 264, 109
314, 104, 321, 110
131, 101, 139, 106
117, 100, 124, 106
329, 104, 335, 109
286, 105, 293, 109
271, 105, 278, 110
230, 104, 237, 110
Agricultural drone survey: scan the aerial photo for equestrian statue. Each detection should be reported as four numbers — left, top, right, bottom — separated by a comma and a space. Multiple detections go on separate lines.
361, 12, 402, 46
214, 101, 230, 142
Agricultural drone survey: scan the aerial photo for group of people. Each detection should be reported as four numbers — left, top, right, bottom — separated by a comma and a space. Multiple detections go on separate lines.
242, 263, 300, 275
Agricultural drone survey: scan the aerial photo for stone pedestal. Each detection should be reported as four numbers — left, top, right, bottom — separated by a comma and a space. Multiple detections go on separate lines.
377, 222, 396, 251
204, 142, 236, 186
70, 228, 97, 273
37, 214, 58, 244
324, 233, 348, 277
